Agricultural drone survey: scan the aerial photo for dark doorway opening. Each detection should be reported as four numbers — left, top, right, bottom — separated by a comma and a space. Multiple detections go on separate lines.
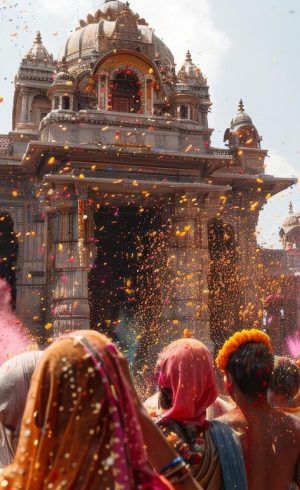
89, 205, 166, 370
0, 213, 18, 309
208, 218, 240, 351
112, 71, 141, 113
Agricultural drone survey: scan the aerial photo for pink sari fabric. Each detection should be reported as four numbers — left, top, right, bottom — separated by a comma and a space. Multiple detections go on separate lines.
157, 338, 218, 426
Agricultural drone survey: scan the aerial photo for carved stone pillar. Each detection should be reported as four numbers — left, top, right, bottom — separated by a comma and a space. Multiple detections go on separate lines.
45, 183, 94, 336
19, 89, 30, 123
164, 193, 210, 343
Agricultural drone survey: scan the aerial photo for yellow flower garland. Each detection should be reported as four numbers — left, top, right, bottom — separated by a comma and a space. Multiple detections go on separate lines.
216, 328, 273, 372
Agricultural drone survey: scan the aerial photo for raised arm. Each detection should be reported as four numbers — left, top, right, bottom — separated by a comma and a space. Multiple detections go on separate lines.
136, 403, 203, 490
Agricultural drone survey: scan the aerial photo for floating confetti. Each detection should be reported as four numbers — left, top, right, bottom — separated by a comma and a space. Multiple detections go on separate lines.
48, 156, 56, 165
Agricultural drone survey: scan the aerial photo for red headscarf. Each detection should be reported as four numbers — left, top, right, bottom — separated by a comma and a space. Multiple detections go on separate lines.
157, 338, 218, 426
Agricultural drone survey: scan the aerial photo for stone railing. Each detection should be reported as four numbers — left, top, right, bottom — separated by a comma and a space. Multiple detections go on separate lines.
0, 134, 10, 155
175, 85, 209, 98
209, 147, 231, 156
40, 109, 203, 133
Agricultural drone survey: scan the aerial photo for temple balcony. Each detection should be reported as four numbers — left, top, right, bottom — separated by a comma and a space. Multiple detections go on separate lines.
39, 109, 213, 155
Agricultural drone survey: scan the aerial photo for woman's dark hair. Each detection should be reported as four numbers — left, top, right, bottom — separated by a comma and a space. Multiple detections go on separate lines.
227, 342, 274, 396
270, 357, 300, 399
158, 386, 173, 410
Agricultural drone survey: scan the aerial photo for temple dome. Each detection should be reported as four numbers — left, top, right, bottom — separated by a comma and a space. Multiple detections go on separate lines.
231, 99, 254, 129
224, 99, 261, 150
58, 0, 174, 70
53, 70, 75, 85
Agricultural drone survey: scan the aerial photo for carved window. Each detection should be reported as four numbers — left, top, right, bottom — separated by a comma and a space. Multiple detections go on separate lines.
180, 105, 189, 119
62, 96, 70, 110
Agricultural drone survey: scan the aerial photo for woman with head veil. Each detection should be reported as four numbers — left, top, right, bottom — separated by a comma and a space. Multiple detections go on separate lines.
0, 330, 202, 490
151, 338, 245, 490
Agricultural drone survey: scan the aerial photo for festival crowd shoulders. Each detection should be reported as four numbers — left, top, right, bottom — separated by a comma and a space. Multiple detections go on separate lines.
0, 279, 299, 490
145, 331, 300, 490
0, 328, 202, 490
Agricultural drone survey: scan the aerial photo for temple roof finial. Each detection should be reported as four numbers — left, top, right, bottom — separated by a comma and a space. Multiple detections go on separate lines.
25, 31, 54, 64
238, 99, 245, 113
60, 55, 68, 71
185, 50, 192, 62
289, 201, 294, 215
35, 31, 42, 45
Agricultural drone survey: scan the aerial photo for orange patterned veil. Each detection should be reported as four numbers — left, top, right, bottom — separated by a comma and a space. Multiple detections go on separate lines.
0, 330, 171, 489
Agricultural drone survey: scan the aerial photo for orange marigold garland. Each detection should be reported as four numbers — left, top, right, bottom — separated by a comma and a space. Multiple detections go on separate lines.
216, 328, 273, 372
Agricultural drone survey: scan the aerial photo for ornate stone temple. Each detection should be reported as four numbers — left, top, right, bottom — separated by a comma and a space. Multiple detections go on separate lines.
0, 0, 295, 357
259, 203, 300, 353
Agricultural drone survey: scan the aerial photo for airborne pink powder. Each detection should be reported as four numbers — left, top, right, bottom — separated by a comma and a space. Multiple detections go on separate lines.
0, 278, 32, 364
287, 331, 300, 359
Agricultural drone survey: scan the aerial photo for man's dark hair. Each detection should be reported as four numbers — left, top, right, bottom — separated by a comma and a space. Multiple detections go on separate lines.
227, 341, 274, 396
270, 357, 300, 399
158, 386, 173, 409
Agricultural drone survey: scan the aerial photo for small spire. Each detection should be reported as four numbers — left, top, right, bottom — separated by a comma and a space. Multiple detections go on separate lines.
60, 56, 68, 72
185, 50, 192, 62
238, 99, 245, 113
289, 201, 294, 215
35, 31, 42, 45
125, 0, 130, 7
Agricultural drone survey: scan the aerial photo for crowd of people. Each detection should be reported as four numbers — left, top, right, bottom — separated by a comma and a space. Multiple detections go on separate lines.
0, 284, 299, 489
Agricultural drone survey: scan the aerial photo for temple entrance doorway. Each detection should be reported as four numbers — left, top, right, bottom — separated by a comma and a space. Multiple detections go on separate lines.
89, 204, 169, 372
112, 71, 141, 113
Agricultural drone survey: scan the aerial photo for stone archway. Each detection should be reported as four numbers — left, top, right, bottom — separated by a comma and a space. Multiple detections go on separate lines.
112, 70, 141, 113
88, 205, 166, 368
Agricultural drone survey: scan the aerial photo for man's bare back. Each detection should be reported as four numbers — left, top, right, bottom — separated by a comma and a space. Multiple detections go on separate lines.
217, 405, 300, 490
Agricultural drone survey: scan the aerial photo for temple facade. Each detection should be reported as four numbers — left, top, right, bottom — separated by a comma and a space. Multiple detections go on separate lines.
259, 204, 300, 353
0, 0, 295, 357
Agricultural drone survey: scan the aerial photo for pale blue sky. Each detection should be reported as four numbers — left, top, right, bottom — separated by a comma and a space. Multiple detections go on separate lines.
0, 0, 299, 247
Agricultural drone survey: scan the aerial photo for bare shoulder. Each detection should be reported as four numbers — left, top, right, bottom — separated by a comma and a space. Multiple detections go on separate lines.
215, 408, 246, 432
287, 413, 300, 436
275, 410, 300, 430
270, 410, 300, 450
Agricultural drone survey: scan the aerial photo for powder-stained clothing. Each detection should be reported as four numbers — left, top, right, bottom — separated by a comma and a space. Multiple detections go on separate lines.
0, 331, 172, 490
158, 418, 222, 490
0, 350, 42, 467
